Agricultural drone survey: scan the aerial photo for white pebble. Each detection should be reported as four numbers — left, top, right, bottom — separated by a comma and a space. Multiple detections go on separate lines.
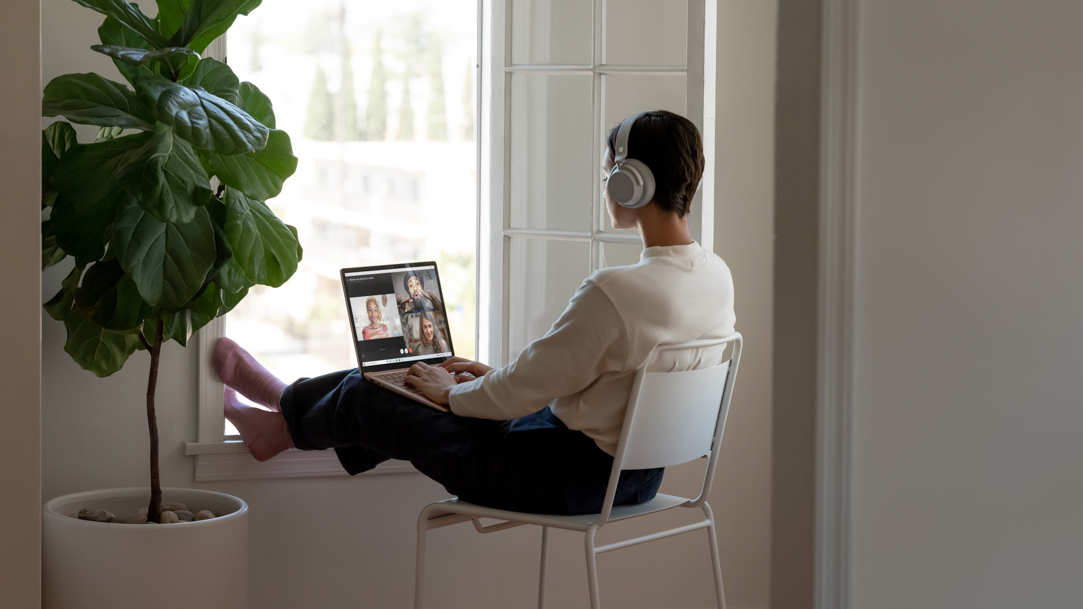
160, 502, 187, 513
123, 513, 148, 525
136, 507, 148, 517
159, 511, 180, 524
77, 508, 115, 522
174, 510, 194, 522
194, 510, 216, 521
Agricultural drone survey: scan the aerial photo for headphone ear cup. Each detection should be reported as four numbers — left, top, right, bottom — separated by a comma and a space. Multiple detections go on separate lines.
612, 159, 655, 209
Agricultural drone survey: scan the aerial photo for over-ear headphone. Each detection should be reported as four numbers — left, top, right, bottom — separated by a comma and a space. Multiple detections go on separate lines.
606, 112, 656, 209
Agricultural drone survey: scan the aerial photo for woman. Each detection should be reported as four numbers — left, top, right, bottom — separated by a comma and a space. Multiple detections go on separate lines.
416, 313, 448, 355
215, 110, 736, 515
360, 296, 390, 340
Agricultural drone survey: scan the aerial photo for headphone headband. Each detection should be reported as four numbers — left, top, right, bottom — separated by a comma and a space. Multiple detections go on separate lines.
613, 111, 645, 163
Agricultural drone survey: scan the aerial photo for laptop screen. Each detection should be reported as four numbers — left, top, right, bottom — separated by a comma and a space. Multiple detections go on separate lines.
340, 261, 455, 372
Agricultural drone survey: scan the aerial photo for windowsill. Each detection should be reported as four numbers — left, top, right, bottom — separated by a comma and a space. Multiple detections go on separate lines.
184, 441, 418, 481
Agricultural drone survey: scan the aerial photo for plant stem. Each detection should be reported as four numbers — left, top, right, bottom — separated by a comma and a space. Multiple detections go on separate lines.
146, 318, 164, 522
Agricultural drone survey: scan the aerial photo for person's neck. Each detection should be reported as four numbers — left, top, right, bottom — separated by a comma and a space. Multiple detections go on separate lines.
636, 207, 694, 249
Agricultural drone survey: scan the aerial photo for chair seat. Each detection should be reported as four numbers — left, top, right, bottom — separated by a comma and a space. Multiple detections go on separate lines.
423, 493, 692, 533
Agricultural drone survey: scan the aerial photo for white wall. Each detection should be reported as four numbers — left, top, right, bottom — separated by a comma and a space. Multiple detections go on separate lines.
40, 1, 775, 608
0, 0, 42, 607
851, 2, 1083, 607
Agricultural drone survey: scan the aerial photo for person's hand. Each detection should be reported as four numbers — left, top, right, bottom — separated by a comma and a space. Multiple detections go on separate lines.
397, 296, 414, 313
439, 357, 494, 379
424, 289, 444, 310
404, 362, 456, 405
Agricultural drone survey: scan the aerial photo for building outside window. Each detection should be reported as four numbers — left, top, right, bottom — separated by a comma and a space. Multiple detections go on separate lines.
223, 0, 478, 433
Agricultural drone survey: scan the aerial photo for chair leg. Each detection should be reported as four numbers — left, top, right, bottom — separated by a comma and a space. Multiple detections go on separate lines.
700, 503, 727, 609
538, 526, 549, 609
584, 525, 601, 609
415, 510, 432, 609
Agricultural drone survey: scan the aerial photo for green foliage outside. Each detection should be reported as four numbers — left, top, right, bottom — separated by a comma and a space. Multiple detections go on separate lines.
339, 42, 360, 141
398, 70, 415, 141
425, 36, 447, 141
304, 65, 335, 141
42, 0, 301, 521
364, 30, 388, 141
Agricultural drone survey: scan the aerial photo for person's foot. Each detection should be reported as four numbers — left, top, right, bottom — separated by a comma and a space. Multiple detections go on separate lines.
223, 388, 295, 462
213, 337, 287, 412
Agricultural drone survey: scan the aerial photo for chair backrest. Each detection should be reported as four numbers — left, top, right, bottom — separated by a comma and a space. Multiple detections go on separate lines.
597, 333, 743, 525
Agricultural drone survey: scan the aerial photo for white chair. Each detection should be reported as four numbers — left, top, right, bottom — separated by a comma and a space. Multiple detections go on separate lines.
414, 333, 743, 609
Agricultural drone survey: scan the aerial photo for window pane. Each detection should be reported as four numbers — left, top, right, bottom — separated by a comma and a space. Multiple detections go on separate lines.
507, 238, 590, 361
603, 0, 687, 66
511, 0, 592, 65
601, 73, 686, 234
509, 74, 594, 232
600, 241, 643, 268
225, 0, 478, 403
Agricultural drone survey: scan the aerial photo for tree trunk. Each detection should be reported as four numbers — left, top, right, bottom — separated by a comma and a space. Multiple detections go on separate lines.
146, 319, 164, 522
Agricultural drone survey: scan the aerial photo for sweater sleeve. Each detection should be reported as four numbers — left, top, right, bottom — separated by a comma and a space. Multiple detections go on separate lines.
448, 279, 627, 420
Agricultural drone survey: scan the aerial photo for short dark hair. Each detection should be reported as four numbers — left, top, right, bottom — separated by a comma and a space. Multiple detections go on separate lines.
606, 110, 704, 217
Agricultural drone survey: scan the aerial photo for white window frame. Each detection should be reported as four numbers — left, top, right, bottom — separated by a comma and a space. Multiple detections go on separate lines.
479, 0, 716, 365
187, 0, 715, 481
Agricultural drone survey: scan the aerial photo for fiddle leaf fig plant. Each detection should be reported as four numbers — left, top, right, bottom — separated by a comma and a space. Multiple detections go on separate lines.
42, 0, 301, 522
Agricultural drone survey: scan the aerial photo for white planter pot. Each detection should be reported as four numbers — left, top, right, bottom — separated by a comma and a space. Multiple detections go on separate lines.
43, 487, 248, 609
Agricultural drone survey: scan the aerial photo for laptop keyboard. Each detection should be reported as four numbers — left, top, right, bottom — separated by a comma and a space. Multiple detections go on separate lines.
374, 369, 409, 388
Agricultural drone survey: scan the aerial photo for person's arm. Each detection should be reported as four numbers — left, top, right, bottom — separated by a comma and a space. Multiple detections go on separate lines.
447, 279, 627, 421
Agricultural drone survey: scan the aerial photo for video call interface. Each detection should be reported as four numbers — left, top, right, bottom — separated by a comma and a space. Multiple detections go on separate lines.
343, 264, 454, 369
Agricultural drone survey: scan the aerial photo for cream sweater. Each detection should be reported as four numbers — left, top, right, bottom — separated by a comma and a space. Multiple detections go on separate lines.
448, 241, 736, 455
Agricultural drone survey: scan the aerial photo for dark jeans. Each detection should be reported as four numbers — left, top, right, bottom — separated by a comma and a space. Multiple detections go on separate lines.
279, 369, 664, 515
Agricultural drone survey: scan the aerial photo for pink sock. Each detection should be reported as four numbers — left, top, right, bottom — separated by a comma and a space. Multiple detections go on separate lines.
213, 337, 287, 412
223, 388, 295, 462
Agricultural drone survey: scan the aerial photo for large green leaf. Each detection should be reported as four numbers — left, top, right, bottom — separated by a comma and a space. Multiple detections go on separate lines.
98, 16, 155, 84
74, 259, 127, 312
42, 73, 156, 130
92, 45, 199, 75
70, 0, 169, 48
237, 81, 274, 128
96, 126, 125, 141
113, 197, 217, 308
134, 75, 270, 155
90, 274, 155, 331
44, 265, 83, 321
205, 196, 250, 293
155, 0, 192, 39
44, 121, 79, 160
54, 132, 151, 206
170, 0, 263, 54
213, 256, 251, 293
207, 130, 297, 201
62, 307, 142, 378
51, 190, 126, 267
42, 230, 66, 270
182, 58, 240, 104
222, 188, 299, 287
161, 307, 193, 346
42, 122, 78, 203
191, 281, 244, 332
117, 122, 212, 223
207, 211, 233, 276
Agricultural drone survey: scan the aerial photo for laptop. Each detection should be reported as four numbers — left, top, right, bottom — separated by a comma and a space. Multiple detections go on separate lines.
340, 261, 457, 411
